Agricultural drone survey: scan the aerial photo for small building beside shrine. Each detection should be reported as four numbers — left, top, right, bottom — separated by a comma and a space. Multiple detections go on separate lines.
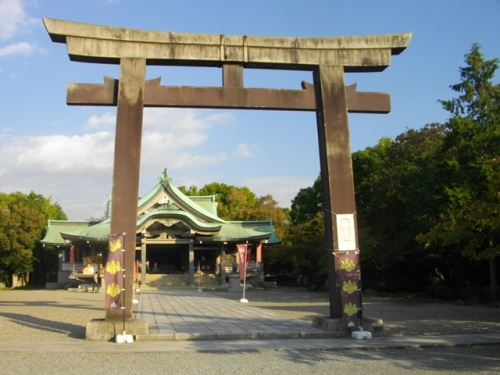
41, 170, 280, 289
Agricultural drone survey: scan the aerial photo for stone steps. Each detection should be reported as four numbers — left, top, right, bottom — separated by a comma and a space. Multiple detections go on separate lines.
142, 273, 220, 289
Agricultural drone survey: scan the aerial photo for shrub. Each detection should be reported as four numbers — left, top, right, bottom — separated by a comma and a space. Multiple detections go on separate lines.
386, 278, 428, 292
362, 278, 428, 293
480, 286, 499, 302
434, 285, 449, 298
307, 269, 328, 291
458, 286, 480, 301
443, 288, 459, 300
425, 284, 438, 297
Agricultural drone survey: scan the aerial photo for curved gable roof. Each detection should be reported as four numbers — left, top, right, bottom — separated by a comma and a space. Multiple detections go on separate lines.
41, 170, 279, 245
137, 171, 225, 224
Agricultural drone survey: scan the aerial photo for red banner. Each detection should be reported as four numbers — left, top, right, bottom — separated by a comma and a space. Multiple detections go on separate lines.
133, 260, 138, 283
256, 244, 262, 263
237, 244, 247, 281
69, 245, 75, 264
105, 233, 124, 312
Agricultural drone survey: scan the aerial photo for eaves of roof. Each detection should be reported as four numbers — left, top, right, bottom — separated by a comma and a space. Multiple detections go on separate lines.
195, 222, 271, 244
230, 220, 282, 244
40, 220, 101, 245
137, 209, 222, 233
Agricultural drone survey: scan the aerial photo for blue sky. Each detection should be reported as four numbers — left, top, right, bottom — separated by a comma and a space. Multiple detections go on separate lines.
1, 0, 499, 220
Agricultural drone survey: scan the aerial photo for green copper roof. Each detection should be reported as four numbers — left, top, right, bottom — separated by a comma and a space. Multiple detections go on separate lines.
135, 172, 225, 222
41, 220, 101, 245
60, 219, 111, 242
230, 221, 281, 244
196, 222, 271, 243
137, 209, 222, 233
41, 170, 279, 245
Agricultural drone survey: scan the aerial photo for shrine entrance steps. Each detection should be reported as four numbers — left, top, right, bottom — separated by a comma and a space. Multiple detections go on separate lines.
140, 273, 221, 290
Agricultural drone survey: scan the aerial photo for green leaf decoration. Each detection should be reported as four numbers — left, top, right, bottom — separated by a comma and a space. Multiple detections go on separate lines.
340, 258, 356, 272
342, 280, 358, 294
343, 302, 358, 317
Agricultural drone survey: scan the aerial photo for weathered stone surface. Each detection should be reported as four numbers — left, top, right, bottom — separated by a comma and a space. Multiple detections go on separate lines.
85, 318, 149, 341
312, 317, 344, 332
43, 18, 411, 71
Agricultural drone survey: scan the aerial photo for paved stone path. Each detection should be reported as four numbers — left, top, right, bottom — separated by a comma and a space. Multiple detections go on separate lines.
137, 290, 338, 340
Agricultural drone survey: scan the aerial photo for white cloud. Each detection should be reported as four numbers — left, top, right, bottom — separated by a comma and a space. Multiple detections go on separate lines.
0, 107, 236, 219
84, 112, 116, 129
14, 132, 114, 172
0, 101, 303, 217
235, 143, 258, 158
144, 108, 232, 131
0, 41, 36, 57
0, 0, 37, 40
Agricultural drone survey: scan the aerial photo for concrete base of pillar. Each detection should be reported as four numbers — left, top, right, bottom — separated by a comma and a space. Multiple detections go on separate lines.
85, 318, 149, 341
312, 316, 384, 334
312, 317, 344, 332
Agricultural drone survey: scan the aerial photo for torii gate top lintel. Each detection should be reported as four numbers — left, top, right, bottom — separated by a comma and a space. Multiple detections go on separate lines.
43, 17, 411, 72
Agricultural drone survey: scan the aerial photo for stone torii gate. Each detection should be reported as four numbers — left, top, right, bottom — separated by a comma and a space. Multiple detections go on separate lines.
44, 18, 411, 328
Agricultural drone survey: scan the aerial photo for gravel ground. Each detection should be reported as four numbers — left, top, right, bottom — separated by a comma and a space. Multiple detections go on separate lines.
2, 346, 500, 375
1, 287, 499, 341
214, 288, 500, 337
1, 287, 500, 375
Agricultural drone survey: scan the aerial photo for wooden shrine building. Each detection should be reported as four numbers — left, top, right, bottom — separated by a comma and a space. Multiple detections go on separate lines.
41, 170, 280, 289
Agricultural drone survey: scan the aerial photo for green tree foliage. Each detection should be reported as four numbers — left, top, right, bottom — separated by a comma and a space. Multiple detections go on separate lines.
273, 175, 328, 283
352, 125, 447, 280
417, 44, 500, 299
0, 202, 45, 283
179, 182, 288, 239
289, 174, 322, 226
280, 45, 499, 295
0, 192, 67, 286
246, 194, 288, 241
266, 211, 326, 282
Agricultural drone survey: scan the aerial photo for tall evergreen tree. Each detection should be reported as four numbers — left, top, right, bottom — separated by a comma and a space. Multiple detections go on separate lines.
419, 44, 500, 300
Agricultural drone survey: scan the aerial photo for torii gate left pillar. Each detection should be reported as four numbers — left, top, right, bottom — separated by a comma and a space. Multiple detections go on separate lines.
44, 18, 411, 327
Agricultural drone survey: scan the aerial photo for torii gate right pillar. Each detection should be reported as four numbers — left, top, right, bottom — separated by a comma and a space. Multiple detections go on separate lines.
314, 65, 360, 326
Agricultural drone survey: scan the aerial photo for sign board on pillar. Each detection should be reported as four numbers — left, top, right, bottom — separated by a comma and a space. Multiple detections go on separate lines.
336, 214, 357, 251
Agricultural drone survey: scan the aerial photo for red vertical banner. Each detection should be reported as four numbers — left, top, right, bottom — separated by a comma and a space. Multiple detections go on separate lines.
256, 243, 262, 263
105, 233, 124, 312
237, 244, 246, 281
69, 245, 75, 265
335, 252, 361, 330
133, 260, 138, 283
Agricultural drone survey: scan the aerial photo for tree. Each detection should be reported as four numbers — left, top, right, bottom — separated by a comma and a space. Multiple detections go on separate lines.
180, 182, 289, 239
0, 192, 67, 286
353, 126, 447, 283
182, 182, 257, 220
418, 44, 500, 300
266, 211, 326, 285
0, 202, 45, 285
246, 194, 289, 240
289, 174, 322, 226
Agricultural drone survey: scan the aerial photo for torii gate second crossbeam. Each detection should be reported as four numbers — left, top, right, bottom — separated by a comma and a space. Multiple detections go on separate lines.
44, 18, 411, 330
